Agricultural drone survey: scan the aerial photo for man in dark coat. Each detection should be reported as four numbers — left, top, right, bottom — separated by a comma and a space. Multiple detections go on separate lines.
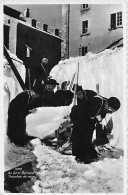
70, 85, 121, 163
61, 81, 70, 90
43, 79, 74, 107
32, 57, 50, 88
72, 84, 97, 105
54, 90, 74, 106
41, 78, 59, 107
7, 84, 45, 146
54, 80, 73, 106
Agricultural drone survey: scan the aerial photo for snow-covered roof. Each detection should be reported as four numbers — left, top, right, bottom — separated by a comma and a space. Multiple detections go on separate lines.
57, 47, 122, 65
105, 38, 123, 50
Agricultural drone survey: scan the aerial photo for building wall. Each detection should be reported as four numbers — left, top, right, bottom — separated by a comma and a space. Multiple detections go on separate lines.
69, 4, 123, 57
16, 22, 61, 72
4, 25, 9, 49
4, 14, 62, 69
4, 8, 62, 89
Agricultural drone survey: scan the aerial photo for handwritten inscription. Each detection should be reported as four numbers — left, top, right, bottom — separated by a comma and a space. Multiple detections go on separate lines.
7, 167, 35, 179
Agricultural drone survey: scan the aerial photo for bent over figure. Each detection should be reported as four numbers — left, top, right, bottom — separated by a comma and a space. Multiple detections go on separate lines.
7, 84, 45, 146
70, 89, 120, 164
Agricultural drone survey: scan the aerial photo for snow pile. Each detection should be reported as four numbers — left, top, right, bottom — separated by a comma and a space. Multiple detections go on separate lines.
3, 50, 26, 130
26, 105, 72, 139
50, 48, 123, 149
4, 134, 35, 171
32, 143, 124, 193
3, 50, 25, 97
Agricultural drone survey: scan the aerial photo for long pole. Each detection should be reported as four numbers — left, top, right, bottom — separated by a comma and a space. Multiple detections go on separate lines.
69, 72, 76, 91
67, 4, 70, 58
73, 62, 79, 105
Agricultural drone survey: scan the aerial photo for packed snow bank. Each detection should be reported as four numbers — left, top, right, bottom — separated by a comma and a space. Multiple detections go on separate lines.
26, 105, 72, 139
32, 143, 124, 193
4, 132, 35, 171
3, 51, 26, 130
3, 50, 25, 97
50, 48, 124, 149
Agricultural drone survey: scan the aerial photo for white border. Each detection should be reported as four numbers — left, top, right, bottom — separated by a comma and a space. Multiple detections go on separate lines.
1, 0, 127, 194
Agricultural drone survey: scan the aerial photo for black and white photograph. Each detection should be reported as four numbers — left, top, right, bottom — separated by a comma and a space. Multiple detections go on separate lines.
2, 0, 127, 193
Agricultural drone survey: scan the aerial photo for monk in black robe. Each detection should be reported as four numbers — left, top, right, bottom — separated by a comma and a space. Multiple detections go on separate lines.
70, 86, 121, 163
54, 90, 74, 106
7, 84, 45, 146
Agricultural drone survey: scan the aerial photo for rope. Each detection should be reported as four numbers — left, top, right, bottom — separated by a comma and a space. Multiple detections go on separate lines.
93, 96, 104, 118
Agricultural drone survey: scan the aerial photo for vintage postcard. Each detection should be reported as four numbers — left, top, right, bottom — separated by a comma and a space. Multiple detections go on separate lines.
1, 0, 127, 193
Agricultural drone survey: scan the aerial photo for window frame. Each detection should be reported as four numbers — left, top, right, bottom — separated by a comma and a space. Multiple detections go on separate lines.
117, 12, 122, 27
81, 4, 90, 11
79, 46, 88, 56
110, 11, 122, 30
82, 4, 88, 9
82, 20, 88, 34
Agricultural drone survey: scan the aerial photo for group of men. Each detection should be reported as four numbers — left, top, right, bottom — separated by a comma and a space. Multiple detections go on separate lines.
7, 57, 121, 164
7, 62, 74, 146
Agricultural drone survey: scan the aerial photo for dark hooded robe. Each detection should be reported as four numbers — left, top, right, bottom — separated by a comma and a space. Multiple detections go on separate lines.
7, 90, 44, 146
54, 90, 74, 106
70, 91, 110, 163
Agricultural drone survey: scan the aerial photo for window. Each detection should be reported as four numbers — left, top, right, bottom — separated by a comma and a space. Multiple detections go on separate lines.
82, 4, 89, 9
81, 4, 90, 12
82, 47, 88, 56
79, 46, 88, 56
117, 12, 122, 26
82, 20, 88, 34
110, 12, 122, 29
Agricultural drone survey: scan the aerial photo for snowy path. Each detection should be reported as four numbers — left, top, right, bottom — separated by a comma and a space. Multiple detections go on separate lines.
33, 143, 124, 193
4, 135, 35, 171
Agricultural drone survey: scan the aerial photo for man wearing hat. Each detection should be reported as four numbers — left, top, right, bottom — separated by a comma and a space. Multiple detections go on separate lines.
40, 57, 49, 80
45, 79, 59, 92
54, 81, 74, 106
70, 86, 121, 164
32, 57, 50, 88
7, 83, 45, 146
72, 84, 97, 105
61, 81, 70, 90
41, 78, 60, 107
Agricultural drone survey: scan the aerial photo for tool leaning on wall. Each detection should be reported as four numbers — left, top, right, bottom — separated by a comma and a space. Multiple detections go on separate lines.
56, 62, 80, 152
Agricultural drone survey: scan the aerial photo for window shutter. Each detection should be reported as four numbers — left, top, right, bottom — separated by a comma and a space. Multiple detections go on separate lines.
85, 47, 87, 54
117, 12, 122, 26
111, 13, 116, 29
82, 47, 88, 56
82, 47, 84, 56
82, 21, 84, 34
79, 47, 82, 56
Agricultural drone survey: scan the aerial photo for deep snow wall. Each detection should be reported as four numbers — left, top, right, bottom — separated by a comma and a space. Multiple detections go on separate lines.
50, 48, 124, 149
4, 52, 25, 130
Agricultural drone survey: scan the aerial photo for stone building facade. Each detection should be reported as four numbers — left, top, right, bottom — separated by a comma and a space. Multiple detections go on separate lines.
4, 5, 62, 88
61, 4, 123, 58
